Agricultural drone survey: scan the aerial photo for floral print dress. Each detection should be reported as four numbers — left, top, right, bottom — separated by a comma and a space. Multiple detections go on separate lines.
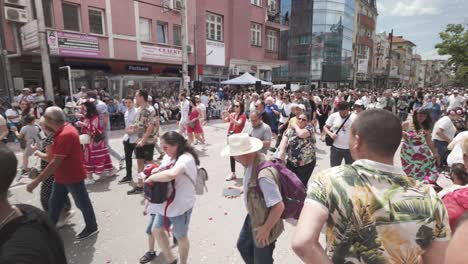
400, 129, 438, 183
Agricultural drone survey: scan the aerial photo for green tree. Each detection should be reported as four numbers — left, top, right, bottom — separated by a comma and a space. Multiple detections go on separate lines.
435, 24, 468, 85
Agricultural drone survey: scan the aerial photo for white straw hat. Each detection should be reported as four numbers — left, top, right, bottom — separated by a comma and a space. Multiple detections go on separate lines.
220, 133, 263, 157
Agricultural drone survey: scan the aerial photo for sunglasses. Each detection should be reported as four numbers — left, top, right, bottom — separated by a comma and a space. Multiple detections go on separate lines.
298, 118, 307, 122
255, 105, 260, 108
234, 105, 240, 107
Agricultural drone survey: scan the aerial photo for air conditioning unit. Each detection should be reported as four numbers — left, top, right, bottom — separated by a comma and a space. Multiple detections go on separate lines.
5, 0, 27, 7
174, 0, 182, 9
187, 44, 194, 54
5, 7, 28, 23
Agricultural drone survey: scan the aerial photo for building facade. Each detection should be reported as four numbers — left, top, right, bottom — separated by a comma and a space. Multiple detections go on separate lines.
372, 31, 390, 89
1, 0, 288, 100
419, 59, 451, 88
353, 0, 377, 88
388, 35, 416, 88
273, 0, 355, 89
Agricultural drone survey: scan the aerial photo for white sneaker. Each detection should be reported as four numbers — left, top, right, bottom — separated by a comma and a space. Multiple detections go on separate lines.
85, 178, 95, 185
56, 210, 76, 229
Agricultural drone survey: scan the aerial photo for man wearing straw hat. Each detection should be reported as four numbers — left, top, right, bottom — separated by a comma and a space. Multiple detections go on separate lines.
221, 133, 284, 264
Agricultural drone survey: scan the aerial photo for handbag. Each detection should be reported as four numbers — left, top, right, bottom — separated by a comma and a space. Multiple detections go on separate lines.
93, 133, 105, 143
325, 114, 351, 147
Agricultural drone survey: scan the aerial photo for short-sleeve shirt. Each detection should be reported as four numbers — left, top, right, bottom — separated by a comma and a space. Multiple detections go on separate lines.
5, 109, 20, 123
50, 123, 86, 184
325, 112, 355, 149
243, 161, 282, 208
95, 100, 109, 130
136, 105, 158, 145
432, 116, 456, 142
242, 122, 272, 154
228, 113, 247, 134
307, 159, 451, 263
150, 153, 197, 217
285, 125, 316, 167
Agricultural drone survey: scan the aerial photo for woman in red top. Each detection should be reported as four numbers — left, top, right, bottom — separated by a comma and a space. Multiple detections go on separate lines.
223, 101, 246, 181
187, 97, 206, 147
441, 163, 468, 231
77, 99, 113, 184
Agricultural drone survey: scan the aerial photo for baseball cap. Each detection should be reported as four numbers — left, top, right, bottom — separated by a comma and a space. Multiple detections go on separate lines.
354, 100, 364, 106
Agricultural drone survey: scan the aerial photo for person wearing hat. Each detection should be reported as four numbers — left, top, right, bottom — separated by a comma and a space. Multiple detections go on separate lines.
16, 88, 35, 104
353, 100, 364, 114
33, 87, 45, 103
221, 133, 284, 264
324, 101, 356, 167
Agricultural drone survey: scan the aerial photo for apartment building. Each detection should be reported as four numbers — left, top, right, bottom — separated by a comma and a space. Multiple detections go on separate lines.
1, 0, 287, 99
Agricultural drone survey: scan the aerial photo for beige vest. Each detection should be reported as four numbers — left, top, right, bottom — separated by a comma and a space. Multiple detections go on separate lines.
246, 154, 284, 248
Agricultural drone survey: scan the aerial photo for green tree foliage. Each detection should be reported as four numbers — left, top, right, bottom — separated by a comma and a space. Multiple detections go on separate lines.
435, 24, 468, 85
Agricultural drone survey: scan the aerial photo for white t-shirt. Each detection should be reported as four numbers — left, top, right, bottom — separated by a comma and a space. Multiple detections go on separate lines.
151, 153, 197, 217
200, 95, 209, 106
180, 100, 190, 122
325, 112, 356, 149
432, 116, 456, 142
5, 109, 20, 123
448, 95, 465, 110
447, 131, 468, 167
279, 102, 292, 124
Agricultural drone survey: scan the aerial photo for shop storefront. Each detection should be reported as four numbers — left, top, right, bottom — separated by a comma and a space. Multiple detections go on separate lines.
198, 65, 229, 91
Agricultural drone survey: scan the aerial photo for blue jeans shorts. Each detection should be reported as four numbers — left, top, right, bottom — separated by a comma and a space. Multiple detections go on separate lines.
146, 208, 193, 239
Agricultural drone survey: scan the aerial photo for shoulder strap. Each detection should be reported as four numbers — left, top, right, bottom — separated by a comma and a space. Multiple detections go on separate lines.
335, 114, 351, 134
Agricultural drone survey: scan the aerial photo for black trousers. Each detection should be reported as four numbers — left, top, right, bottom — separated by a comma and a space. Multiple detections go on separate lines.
123, 139, 137, 178
230, 157, 236, 173
287, 160, 316, 187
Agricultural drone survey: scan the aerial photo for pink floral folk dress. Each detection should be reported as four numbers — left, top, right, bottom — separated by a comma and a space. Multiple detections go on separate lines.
400, 129, 438, 183
81, 115, 113, 174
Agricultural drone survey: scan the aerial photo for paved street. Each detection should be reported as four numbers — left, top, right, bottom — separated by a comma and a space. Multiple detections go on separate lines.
8, 120, 333, 264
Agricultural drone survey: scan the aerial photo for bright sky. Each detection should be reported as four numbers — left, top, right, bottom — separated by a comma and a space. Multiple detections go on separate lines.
376, 0, 468, 59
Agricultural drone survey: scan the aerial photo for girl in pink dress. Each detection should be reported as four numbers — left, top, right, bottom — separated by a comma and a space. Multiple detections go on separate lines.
187, 98, 206, 147
78, 99, 113, 184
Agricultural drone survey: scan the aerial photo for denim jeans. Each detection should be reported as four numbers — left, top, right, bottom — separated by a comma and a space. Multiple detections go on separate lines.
123, 139, 136, 178
237, 215, 276, 264
49, 181, 97, 231
434, 139, 449, 167
330, 146, 354, 167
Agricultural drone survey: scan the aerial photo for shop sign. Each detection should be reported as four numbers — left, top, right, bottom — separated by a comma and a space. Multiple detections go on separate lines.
141, 45, 182, 61
47, 30, 100, 58
126, 64, 152, 72
20, 20, 39, 51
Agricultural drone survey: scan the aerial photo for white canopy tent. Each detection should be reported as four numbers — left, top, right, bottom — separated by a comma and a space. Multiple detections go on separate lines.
221, 72, 272, 85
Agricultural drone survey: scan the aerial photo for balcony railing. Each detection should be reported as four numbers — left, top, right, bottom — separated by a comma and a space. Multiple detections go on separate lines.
266, 13, 289, 26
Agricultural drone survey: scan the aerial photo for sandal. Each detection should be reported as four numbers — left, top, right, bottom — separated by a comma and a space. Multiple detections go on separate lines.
225, 173, 237, 181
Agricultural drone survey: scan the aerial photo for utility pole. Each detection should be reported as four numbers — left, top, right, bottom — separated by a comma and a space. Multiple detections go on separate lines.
34, 0, 54, 102
386, 29, 393, 89
180, 0, 189, 92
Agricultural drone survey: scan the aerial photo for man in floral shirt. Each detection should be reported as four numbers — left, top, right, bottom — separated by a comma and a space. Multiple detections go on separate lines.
127, 90, 158, 195
292, 109, 451, 264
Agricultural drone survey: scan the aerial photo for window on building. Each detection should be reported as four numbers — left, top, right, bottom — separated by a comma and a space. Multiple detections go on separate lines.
267, 29, 278, 51
157, 22, 168, 44
268, 0, 277, 13
139, 18, 152, 42
251, 23, 262, 46
173, 25, 182, 46
42, 0, 54, 28
62, 3, 81, 32
88, 8, 105, 35
173, 0, 182, 9
206, 13, 223, 41
251, 0, 262, 7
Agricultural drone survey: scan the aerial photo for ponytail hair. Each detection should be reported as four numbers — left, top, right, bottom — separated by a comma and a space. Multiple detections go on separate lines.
161, 131, 200, 166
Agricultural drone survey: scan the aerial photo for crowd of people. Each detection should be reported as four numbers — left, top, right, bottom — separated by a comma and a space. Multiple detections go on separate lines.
3, 84, 468, 264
